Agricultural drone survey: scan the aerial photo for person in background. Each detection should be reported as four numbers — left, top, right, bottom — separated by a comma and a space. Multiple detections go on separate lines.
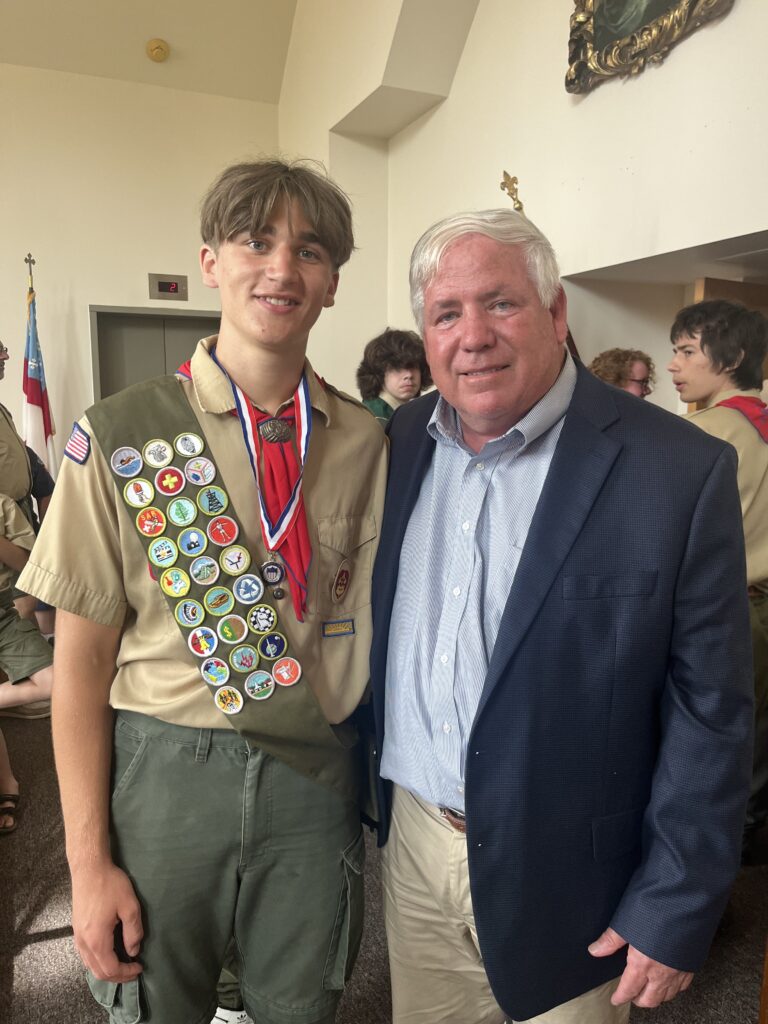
668, 298, 768, 863
369, 207, 752, 1023
356, 327, 432, 424
588, 347, 655, 399
0, 491, 53, 719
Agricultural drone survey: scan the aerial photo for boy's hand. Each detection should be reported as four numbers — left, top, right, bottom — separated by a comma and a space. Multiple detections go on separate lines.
71, 861, 144, 982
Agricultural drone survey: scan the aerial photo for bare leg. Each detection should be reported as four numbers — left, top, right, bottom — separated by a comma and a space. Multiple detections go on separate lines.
0, 664, 53, 708
13, 594, 38, 623
0, 727, 19, 831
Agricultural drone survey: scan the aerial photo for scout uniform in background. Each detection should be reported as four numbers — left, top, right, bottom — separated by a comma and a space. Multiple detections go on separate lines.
20, 335, 387, 1023
0, 492, 53, 686
687, 388, 768, 849
0, 403, 34, 530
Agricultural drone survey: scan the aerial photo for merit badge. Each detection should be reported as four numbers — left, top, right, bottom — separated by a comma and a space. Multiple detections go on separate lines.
174, 432, 205, 458
233, 574, 264, 605
331, 559, 351, 603
207, 516, 239, 547
190, 555, 220, 586
185, 456, 216, 486
175, 599, 204, 628
247, 604, 278, 635
155, 466, 185, 497
111, 446, 143, 478
168, 497, 198, 527
188, 625, 218, 658
160, 567, 190, 598
244, 670, 275, 701
257, 631, 288, 661
230, 645, 259, 673
217, 615, 248, 644
123, 478, 154, 509
136, 507, 167, 537
201, 657, 230, 687
178, 527, 208, 557
261, 560, 285, 586
197, 486, 229, 516
220, 545, 250, 576
148, 537, 178, 568
204, 587, 235, 616
214, 685, 243, 715
142, 438, 173, 469
272, 656, 302, 687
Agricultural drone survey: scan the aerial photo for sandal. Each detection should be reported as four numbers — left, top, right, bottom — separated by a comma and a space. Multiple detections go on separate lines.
0, 793, 19, 835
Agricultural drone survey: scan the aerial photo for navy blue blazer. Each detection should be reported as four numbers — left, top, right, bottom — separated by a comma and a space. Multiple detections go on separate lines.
369, 364, 753, 1020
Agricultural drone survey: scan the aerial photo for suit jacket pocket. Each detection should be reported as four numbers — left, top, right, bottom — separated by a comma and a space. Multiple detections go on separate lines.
563, 571, 657, 601
592, 807, 643, 862
311, 514, 378, 615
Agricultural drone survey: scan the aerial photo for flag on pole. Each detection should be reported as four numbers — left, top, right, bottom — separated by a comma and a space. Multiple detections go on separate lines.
22, 289, 57, 473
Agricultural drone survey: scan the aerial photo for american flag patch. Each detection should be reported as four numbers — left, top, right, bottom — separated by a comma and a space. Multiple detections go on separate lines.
64, 422, 91, 464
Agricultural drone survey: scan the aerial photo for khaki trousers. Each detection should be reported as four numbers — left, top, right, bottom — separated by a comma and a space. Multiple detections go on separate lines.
381, 785, 630, 1024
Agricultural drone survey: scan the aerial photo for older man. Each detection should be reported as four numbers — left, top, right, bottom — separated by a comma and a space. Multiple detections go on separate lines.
369, 209, 753, 1023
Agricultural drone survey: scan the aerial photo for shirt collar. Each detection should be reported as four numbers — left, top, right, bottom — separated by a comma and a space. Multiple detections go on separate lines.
428, 351, 577, 453
189, 336, 331, 423
704, 386, 764, 409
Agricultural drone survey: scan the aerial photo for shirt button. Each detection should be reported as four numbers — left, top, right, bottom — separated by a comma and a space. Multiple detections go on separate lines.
458, 786, 464, 794
462, 521, 470, 532
476, 462, 485, 471
443, 722, 452, 734
440, 654, 448, 665
452, 586, 461, 597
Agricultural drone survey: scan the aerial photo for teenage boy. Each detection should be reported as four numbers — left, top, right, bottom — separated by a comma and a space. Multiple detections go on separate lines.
355, 328, 431, 424
19, 160, 387, 1024
669, 299, 768, 861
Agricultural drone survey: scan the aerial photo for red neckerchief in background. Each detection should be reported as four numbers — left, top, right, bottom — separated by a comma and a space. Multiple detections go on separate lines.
715, 396, 768, 443
177, 352, 313, 621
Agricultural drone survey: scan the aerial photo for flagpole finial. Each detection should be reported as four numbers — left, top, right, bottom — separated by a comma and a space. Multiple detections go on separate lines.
24, 253, 36, 292
500, 172, 524, 213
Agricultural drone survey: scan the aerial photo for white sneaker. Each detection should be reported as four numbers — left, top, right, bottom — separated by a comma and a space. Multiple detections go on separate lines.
211, 1010, 252, 1024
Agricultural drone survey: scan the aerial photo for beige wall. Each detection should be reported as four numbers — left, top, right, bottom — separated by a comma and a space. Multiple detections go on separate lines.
4, 0, 767, 448
0, 63, 276, 445
563, 281, 686, 413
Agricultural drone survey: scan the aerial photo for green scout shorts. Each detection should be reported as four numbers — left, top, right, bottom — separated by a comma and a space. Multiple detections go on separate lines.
86, 711, 364, 1024
0, 593, 53, 682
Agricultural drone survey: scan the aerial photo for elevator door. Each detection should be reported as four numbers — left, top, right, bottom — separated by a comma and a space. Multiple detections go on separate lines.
95, 312, 220, 399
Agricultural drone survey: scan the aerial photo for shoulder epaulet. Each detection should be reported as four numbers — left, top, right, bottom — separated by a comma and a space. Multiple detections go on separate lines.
323, 381, 368, 411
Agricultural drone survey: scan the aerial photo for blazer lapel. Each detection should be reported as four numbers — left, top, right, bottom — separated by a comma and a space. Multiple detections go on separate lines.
477, 369, 623, 719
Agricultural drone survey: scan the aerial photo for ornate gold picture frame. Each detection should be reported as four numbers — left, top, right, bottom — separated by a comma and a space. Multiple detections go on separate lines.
566, 0, 735, 94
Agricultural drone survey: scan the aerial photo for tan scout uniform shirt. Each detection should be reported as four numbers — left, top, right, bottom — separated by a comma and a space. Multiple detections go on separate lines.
19, 338, 387, 727
687, 388, 768, 585
0, 492, 36, 594
0, 403, 32, 502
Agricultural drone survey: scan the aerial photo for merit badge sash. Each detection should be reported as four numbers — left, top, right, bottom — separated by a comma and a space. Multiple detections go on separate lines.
715, 396, 768, 442
89, 379, 302, 720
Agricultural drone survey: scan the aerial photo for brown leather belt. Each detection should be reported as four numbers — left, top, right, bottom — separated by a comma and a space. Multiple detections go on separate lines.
440, 806, 467, 833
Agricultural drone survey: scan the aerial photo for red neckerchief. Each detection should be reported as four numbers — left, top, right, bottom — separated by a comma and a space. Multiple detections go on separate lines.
715, 396, 768, 443
177, 355, 313, 621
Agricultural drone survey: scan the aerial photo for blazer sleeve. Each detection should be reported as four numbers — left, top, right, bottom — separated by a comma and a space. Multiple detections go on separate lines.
608, 444, 754, 970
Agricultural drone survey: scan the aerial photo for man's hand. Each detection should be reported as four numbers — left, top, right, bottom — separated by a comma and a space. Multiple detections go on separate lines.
588, 927, 693, 1008
71, 862, 144, 983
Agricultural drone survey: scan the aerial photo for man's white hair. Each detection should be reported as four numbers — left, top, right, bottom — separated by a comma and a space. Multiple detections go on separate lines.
409, 208, 561, 331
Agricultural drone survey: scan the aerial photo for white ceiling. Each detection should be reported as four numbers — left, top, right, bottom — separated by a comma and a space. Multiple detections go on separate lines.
0, 0, 297, 103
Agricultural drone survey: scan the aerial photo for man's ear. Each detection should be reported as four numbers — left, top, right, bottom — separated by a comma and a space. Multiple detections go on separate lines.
551, 286, 568, 344
199, 244, 219, 290
323, 271, 340, 309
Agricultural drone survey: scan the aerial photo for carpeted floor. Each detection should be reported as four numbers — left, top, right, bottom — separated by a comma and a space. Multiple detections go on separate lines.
1, 716, 765, 1023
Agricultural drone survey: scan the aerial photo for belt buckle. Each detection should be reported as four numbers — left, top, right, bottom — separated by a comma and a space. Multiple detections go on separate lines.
440, 806, 467, 833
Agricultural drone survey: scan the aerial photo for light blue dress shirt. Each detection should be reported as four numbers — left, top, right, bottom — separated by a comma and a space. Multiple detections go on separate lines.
381, 354, 577, 811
